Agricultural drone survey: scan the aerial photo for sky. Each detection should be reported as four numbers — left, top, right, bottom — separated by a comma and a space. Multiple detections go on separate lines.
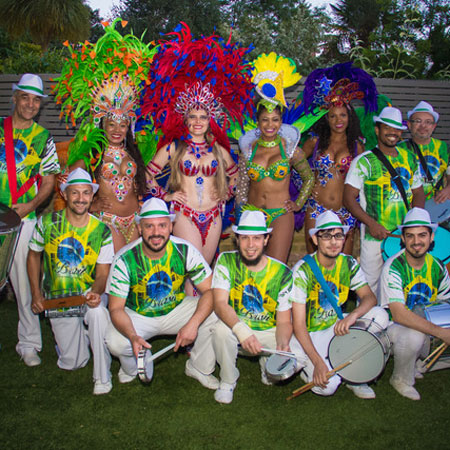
87, 0, 332, 19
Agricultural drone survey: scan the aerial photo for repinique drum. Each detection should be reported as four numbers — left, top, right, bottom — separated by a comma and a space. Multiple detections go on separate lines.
381, 226, 450, 265
265, 354, 298, 382
0, 202, 21, 291
425, 198, 450, 232
137, 349, 154, 383
423, 302, 450, 328
328, 318, 391, 384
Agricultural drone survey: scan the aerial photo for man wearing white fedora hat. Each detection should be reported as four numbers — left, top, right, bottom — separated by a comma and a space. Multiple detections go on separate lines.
399, 101, 450, 203
289, 210, 389, 399
380, 207, 450, 400
105, 197, 218, 391
27, 168, 114, 394
0, 73, 60, 366
344, 106, 425, 294
212, 210, 293, 403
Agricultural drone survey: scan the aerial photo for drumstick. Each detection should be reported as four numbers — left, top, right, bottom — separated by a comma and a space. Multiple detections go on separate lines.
287, 360, 353, 400
148, 343, 176, 363
387, 233, 401, 239
260, 348, 296, 358
425, 344, 448, 370
422, 342, 446, 364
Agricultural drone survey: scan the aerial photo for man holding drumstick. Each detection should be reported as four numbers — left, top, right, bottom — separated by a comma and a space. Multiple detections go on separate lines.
212, 211, 293, 404
105, 198, 218, 391
380, 207, 450, 400
28, 169, 114, 395
290, 210, 388, 399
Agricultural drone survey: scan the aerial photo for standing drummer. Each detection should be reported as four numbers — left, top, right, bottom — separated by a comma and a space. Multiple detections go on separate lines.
0, 74, 60, 366
212, 211, 293, 404
290, 210, 389, 399
28, 169, 114, 395
399, 101, 450, 203
105, 198, 218, 391
379, 207, 450, 400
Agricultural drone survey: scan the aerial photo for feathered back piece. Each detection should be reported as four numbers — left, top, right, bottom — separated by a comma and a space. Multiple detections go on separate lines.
140, 22, 255, 150
251, 52, 301, 109
302, 62, 378, 115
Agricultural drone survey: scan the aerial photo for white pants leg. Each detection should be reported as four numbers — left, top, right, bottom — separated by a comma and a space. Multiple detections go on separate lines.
360, 237, 384, 295
11, 220, 42, 355
84, 305, 112, 383
212, 320, 277, 385
387, 323, 428, 386
106, 297, 216, 377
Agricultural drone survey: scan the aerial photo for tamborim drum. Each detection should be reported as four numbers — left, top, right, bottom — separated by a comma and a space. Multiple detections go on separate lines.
137, 349, 154, 383
0, 202, 21, 291
328, 318, 391, 384
382, 227, 450, 265
265, 354, 298, 382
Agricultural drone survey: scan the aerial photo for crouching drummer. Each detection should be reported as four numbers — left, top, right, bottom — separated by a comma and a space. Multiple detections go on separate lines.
28, 169, 114, 395
380, 207, 450, 400
212, 211, 293, 404
290, 210, 388, 399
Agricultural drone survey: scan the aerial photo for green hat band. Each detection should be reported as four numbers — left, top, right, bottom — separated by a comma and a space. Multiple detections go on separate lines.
140, 210, 169, 217
404, 219, 431, 226
16, 84, 44, 95
237, 225, 267, 231
381, 117, 403, 127
68, 178, 92, 184
317, 221, 343, 229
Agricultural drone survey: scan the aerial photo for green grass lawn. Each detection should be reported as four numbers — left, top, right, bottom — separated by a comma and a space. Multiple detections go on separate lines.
1, 295, 449, 450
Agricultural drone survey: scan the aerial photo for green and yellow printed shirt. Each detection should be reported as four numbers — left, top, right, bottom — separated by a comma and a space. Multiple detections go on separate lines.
399, 138, 449, 200
29, 210, 113, 296
0, 118, 60, 220
212, 251, 292, 331
380, 250, 450, 311
290, 253, 367, 332
345, 148, 422, 241
107, 236, 211, 317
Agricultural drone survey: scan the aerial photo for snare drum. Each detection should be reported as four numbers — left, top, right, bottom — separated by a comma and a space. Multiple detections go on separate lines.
382, 227, 450, 266
265, 354, 298, 382
0, 202, 21, 291
137, 349, 154, 383
328, 318, 391, 384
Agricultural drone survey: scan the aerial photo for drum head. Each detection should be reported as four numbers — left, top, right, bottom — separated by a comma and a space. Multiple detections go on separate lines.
425, 198, 450, 225
328, 329, 385, 383
137, 349, 154, 383
382, 227, 450, 264
424, 303, 450, 328
265, 354, 297, 381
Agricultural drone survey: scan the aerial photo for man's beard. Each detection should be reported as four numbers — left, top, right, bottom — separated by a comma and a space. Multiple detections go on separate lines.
238, 246, 264, 267
142, 234, 170, 253
68, 201, 90, 216
406, 242, 431, 260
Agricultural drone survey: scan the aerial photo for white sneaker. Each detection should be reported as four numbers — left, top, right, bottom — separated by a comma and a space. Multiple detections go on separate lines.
415, 360, 425, 379
214, 382, 236, 404
185, 360, 219, 390
118, 367, 136, 384
22, 350, 41, 367
390, 378, 420, 400
93, 380, 113, 395
346, 383, 376, 399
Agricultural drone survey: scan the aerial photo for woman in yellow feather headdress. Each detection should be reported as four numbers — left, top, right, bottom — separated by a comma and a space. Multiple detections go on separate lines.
237, 52, 314, 263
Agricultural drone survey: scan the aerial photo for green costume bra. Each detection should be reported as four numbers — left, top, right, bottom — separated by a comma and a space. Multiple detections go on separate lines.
247, 142, 290, 182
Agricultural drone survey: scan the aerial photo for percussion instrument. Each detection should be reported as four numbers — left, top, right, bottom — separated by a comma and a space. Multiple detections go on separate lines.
328, 318, 391, 384
382, 226, 450, 266
137, 343, 176, 383
0, 202, 21, 291
423, 302, 450, 328
44, 291, 87, 319
265, 354, 298, 382
425, 198, 450, 231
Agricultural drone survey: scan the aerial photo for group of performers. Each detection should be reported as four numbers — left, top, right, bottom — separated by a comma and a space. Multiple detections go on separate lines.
1, 20, 450, 401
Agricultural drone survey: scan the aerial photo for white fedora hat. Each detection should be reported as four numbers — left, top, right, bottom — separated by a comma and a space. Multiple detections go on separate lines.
398, 207, 438, 232
232, 210, 272, 235
309, 210, 350, 237
12, 73, 47, 98
407, 101, 439, 123
373, 106, 407, 130
60, 168, 99, 194
136, 198, 175, 223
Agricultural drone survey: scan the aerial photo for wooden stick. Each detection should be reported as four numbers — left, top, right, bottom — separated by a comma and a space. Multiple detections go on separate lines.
387, 233, 401, 238
287, 360, 352, 400
425, 344, 448, 370
422, 342, 446, 364
43, 294, 86, 310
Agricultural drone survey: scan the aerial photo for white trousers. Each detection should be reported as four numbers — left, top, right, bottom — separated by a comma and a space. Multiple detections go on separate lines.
50, 304, 111, 383
11, 219, 42, 355
386, 323, 429, 386
290, 306, 389, 396
212, 320, 277, 385
360, 237, 384, 296
105, 297, 217, 377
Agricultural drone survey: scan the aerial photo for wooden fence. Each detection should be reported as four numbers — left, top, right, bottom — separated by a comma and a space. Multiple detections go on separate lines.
1, 73, 449, 143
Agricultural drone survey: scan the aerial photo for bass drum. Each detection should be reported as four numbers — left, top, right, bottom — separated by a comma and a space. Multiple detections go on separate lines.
0, 203, 21, 291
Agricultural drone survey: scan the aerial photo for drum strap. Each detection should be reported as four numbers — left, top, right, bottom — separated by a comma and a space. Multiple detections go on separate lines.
4, 116, 41, 204
303, 254, 344, 319
371, 147, 409, 211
